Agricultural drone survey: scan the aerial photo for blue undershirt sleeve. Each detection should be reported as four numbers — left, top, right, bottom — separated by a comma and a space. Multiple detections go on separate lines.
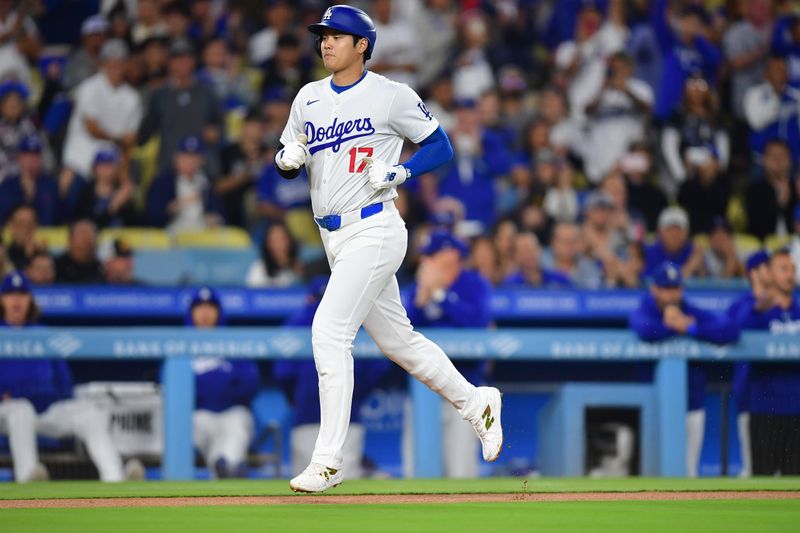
400, 125, 453, 178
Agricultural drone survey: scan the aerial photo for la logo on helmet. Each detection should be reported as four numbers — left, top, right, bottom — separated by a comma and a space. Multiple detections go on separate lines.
323, 8, 333, 21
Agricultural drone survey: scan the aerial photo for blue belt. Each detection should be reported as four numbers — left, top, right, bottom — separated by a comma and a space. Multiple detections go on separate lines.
314, 202, 384, 231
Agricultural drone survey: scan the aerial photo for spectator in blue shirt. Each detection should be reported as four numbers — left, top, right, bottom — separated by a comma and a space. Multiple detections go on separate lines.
630, 261, 740, 477
403, 230, 492, 477
651, 0, 722, 121
275, 276, 391, 478
644, 206, 704, 280
184, 286, 260, 478
0, 136, 62, 227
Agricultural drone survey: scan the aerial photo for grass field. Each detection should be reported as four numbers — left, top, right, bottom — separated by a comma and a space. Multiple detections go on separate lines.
3, 478, 799, 533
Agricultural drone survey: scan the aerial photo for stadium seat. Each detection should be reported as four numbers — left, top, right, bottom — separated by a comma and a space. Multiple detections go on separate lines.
765, 234, 791, 252
34, 226, 69, 251
174, 227, 253, 249
99, 227, 172, 250
182, 248, 258, 285
133, 250, 189, 285
733, 233, 761, 255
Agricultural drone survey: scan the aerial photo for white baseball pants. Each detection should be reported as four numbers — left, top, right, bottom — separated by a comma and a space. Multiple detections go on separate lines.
311, 202, 478, 470
0, 398, 125, 482
193, 406, 254, 473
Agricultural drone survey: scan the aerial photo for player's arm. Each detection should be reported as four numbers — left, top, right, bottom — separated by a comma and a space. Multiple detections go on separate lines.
365, 125, 453, 189
276, 92, 309, 180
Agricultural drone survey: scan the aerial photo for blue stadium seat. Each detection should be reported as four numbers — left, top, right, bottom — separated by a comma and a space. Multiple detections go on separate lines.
134, 250, 189, 285
182, 248, 258, 285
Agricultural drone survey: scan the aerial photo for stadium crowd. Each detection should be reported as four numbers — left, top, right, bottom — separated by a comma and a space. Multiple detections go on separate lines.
0, 0, 799, 288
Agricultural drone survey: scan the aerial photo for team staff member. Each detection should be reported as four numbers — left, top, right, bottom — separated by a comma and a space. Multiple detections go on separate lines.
275, 6, 502, 493
403, 230, 492, 478
630, 261, 740, 477
0, 272, 140, 482
275, 276, 391, 478
185, 287, 260, 478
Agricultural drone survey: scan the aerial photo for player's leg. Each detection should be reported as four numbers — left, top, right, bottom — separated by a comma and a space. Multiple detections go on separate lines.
685, 409, 705, 477
737, 412, 752, 477
36, 399, 125, 482
208, 406, 254, 475
192, 409, 217, 472
362, 275, 503, 462
0, 399, 46, 482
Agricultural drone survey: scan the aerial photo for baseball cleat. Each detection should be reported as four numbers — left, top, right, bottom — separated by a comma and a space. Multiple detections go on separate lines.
289, 462, 343, 493
471, 386, 503, 462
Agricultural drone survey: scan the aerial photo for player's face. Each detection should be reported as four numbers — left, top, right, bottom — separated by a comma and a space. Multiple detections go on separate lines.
1, 292, 32, 326
651, 285, 683, 309
770, 254, 796, 295
191, 302, 220, 328
319, 30, 366, 73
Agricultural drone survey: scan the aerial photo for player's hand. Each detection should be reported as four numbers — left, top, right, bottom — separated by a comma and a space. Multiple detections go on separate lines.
363, 157, 409, 190
275, 134, 310, 171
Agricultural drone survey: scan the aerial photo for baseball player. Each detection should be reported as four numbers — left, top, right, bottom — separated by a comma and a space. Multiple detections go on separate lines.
275, 5, 503, 493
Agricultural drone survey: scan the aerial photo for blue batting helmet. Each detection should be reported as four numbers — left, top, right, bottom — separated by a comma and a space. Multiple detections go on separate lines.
308, 5, 376, 61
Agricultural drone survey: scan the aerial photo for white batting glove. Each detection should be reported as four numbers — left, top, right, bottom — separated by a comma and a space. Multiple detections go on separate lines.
363, 157, 409, 190
275, 134, 310, 171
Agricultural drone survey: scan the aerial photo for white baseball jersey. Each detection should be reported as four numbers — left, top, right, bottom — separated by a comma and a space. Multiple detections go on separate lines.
280, 71, 439, 217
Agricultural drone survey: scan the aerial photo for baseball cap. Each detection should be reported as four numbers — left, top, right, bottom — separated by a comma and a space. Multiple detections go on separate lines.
0, 79, 29, 101
189, 286, 221, 309
708, 216, 731, 233
18, 135, 43, 154
93, 148, 119, 166
100, 39, 129, 60
419, 230, 469, 257
745, 250, 770, 272
657, 207, 689, 230
169, 37, 195, 57
81, 14, 109, 36
178, 136, 204, 154
583, 191, 615, 211
1, 272, 32, 294
652, 262, 683, 288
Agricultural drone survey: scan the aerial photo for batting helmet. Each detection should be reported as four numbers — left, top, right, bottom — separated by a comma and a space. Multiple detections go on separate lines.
308, 5, 376, 61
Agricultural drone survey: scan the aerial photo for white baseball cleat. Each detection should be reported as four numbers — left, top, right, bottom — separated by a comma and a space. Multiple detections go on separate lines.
471, 386, 503, 462
289, 462, 343, 493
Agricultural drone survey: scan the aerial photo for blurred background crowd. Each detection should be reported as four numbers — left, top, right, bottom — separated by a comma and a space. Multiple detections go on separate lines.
1, 0, 800, 289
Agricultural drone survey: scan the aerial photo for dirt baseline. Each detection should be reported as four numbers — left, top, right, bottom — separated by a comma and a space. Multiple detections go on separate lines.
2, 491, 799, 509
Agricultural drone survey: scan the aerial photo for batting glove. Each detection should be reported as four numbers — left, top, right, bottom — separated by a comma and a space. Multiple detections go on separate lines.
363, 157, 409, 190
275, 134, 310, 171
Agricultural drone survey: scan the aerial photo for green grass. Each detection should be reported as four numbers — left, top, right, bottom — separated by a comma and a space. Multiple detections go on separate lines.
1, 477, 799, 500
5, 500, 800, 533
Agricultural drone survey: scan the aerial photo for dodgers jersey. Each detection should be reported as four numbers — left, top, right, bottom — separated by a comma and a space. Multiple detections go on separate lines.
280, 71, 439, 217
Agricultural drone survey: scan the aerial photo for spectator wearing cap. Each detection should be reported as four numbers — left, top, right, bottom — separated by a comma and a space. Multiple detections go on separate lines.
0, 271, 143, 483
502, 232, 572, 289
54, 219, 104, 284
582, 51, 653, 184
74, 149, 137, 229
0, 135, 62, 226
745, 139, 798, 241
3, 205, 42, 271
403, 230, 492, 477
146, 136, 221, 231
137, 37, 223, 176
621, 143, 667, 233
630, 261, 740, 477
651, 1, 722, 121
62, 39, 142, 189
702, 217, 746, 280
62, 14, 109, 91
197, 37, 255, 110
581, 190, 635, 287
744, 55, 800, 163
553, 0, 628, 124
179, 286, 260, 478
259, 34, 312, 102
644, 206, 705, 279
436, 99, 511, 236
0, 80, 52, 183
542, 221, 603, 289
275, 276, 391, 479
131, 0, 169, 47
661, 75, 729, 195
245, 222, 301, 288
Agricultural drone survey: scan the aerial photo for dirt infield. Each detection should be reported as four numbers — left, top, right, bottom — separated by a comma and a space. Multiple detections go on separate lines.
2, 491, 799, 508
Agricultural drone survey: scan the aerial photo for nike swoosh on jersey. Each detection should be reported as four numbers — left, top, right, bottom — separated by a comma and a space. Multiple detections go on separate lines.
306, 99, 320, 105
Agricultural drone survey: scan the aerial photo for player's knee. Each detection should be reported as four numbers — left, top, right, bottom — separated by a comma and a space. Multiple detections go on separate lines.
71, 403, 109, 436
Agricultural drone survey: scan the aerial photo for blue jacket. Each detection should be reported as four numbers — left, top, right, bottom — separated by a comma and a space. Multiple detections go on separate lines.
145, 172, 220, 228
274, 300, 391, 426
0, 322, 72, 413
0, 174, 62, 226
404, 269, 492, 385
644, 241, 694, 279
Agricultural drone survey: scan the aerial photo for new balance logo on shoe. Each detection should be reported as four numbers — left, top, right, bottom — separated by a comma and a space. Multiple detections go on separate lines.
482, 405, 494, 430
